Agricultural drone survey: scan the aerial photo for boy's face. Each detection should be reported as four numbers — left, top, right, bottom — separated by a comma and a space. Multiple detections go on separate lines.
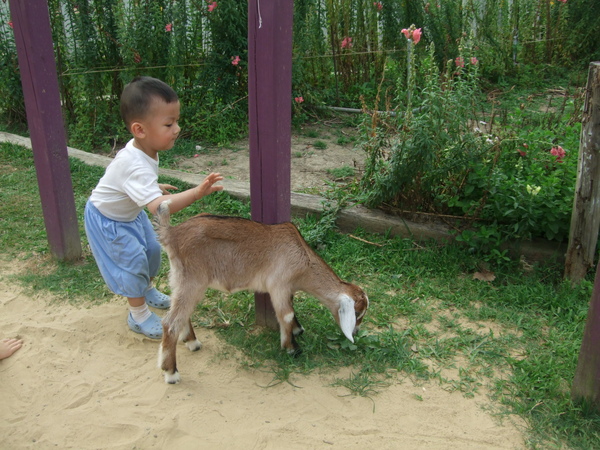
134, 97, 181, 157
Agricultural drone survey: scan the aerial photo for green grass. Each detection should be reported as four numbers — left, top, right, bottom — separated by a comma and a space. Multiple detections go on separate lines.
312, 140, 328, 150
1, 140, 600, 448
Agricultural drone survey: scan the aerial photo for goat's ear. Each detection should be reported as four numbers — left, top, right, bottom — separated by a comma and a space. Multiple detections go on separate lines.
338, 295, 357, 343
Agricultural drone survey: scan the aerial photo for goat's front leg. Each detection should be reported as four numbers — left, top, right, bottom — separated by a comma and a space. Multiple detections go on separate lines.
271, 292, 302, 357
182, 318, 202, 352
292, 311, 304, 338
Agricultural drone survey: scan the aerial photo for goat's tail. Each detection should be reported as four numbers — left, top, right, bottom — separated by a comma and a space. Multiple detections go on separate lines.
153, 200, 172, 244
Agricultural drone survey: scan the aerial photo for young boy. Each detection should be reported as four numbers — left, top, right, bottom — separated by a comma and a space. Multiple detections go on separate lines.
84, 76, 223, 339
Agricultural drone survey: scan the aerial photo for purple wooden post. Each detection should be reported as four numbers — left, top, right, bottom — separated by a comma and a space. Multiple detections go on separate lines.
248, 0, 293, 328
9, 0, 81, 261
572, 259, 600, 410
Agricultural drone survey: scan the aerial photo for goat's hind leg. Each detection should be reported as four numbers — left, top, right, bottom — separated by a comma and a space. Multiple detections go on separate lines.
159, 289, 203, 384
159, 314, 181, 384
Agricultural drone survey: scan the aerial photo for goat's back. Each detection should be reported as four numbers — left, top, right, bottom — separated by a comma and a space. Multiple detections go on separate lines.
159, 213, 318, 293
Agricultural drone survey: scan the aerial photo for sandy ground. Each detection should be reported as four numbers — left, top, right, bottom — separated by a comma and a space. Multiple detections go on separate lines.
0, 272, 526, 449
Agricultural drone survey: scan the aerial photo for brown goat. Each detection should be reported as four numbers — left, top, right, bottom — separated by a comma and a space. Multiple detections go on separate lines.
154, 201, 369, 384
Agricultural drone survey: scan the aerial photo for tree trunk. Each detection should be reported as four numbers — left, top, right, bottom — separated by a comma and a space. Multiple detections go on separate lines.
564, 62, 600, 283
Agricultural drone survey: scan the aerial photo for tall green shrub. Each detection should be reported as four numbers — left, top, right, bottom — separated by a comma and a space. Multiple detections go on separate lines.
0, 5, 25, 128
360, 43, 484, 212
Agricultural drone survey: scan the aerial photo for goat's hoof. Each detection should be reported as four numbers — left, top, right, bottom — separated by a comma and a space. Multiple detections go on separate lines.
287, 347, 303, 358
185, 339, 202, 352
164, 370, 181, 384
293, 326, 305, 337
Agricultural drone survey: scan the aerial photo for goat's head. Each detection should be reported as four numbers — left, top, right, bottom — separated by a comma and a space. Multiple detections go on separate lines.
337, 284, 369, 343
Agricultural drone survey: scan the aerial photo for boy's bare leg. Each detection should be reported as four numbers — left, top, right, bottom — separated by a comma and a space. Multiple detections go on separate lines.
128, 297, 145, 307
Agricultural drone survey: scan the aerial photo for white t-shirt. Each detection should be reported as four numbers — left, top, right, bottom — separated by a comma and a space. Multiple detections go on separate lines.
90, 139, 163, 221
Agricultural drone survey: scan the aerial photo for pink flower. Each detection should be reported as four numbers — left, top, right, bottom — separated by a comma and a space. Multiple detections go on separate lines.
373, 2, 383, 10
455, 56, 465, 68
7, 21, 13, 29
551, 146, 566, 161
165, 23, 172, 32
295, 97, 304, 103
470, 57, 478, 65
402, 27, 422, 44
517, 149, 527, 157
231, 55, 240, 66
208, 1, 217, 12
557, 0, 567, 3
341, 37, 353, 49
412, 28, 422, 44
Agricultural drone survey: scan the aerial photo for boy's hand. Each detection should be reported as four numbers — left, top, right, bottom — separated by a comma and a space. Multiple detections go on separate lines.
159, 183, 178, 195
195, 172, 224, 199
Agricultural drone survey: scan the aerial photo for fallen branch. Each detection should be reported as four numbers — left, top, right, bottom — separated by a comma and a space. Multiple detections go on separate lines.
348, 234, 383, 247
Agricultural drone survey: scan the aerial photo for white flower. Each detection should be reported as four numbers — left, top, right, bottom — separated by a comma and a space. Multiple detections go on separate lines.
526, 184, 541, 196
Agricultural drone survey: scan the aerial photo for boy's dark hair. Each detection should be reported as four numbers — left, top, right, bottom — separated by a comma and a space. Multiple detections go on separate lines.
120, 76, 179, 130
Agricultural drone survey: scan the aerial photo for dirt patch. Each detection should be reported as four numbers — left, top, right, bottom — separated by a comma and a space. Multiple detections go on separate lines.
175, 125, 366, 193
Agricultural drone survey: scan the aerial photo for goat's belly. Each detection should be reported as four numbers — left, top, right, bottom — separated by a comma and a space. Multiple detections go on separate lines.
208, 279, 267, 295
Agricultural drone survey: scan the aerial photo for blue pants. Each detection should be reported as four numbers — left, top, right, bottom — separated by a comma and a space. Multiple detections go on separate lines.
84, 200, 161, 298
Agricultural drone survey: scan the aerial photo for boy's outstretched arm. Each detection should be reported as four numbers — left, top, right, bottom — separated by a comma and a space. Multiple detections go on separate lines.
147, 172, 223, 215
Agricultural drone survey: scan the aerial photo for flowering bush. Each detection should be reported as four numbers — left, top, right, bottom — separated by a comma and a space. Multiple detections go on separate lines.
360, 43, 484, 210
357, 39, 581, 254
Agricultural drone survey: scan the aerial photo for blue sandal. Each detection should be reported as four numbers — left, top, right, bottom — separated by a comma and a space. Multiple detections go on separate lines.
127, 312, 163, 339
145, 288, 171, 309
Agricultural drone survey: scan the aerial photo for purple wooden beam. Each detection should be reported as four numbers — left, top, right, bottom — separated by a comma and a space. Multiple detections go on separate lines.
248, 0, 293, 328
9, 0, 81, 261
572, 259, 600, 409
